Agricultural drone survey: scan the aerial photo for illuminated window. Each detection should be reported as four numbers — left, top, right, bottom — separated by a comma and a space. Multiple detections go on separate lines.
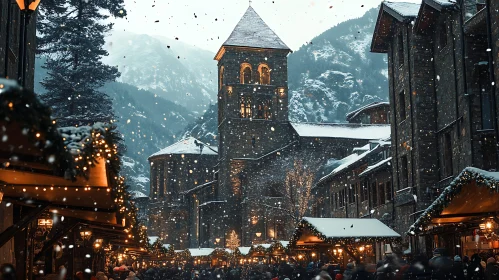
255, 99, 272, 120
258, 64, 270, 85
240, 63, 252, 84
240, 96, 252, 118
219, 66, 224, 89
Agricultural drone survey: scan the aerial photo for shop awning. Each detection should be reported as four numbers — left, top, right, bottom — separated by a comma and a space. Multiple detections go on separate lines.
408, 167, 499, 235
290, 217, 401, 246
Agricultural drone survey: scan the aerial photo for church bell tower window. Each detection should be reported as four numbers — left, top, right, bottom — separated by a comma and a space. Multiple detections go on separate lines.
219, 66, 225, 89
258, 64, 270, 85
240, 63, 252, 84
240, 96, 252, 118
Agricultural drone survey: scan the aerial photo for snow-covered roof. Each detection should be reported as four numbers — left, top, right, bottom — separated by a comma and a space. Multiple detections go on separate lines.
384, 2, 421, 19
163, 244, 171, 249
199, 200, 225, 207
346, 102, 390, 121
130, 190, 148, 199
221, 6, 289, 51
149, 137, 217, 159
291, 123, 390, 140
359, 157, 392, 177
430, 0, 457, 7
181, 180, 217, 195
259, 244, 271, 249
352, 144, 370, 153
301, 217, 400, 239
279, 241, 289, 248
239, 247, 251, 255
59, 123, 110, 155
188, 248, 214, 257
148, 236, 159, 245
317, 142, 390, 185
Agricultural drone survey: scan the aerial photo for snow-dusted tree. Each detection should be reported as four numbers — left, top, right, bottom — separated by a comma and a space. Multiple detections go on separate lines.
245, 159, 315, 238
226, 230, 240, 251
37, 0, 126, 126
282, 160, 314, 228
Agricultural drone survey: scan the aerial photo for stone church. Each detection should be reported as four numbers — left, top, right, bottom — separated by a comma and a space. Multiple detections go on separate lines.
148, 6, 391, 249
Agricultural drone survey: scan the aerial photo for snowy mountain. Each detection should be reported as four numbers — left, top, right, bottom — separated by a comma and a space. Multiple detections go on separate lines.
288, 7, 388, 122
182, 104, 219, 146
102, 31, 218, 114
103, 82, 196, 192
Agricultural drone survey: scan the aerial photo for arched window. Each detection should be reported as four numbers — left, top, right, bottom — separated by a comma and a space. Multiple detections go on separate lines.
258, 64, 271, 85
219, 66, 224, 89
240, 63, 252, 84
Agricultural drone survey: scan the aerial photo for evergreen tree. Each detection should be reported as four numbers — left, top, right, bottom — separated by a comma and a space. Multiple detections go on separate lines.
37, 0, 126, 127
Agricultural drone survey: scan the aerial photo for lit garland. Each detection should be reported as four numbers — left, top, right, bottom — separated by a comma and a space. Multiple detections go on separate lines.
0, 86, 149, 253
289, 218, 401, 248
408, 167, 499, 235
0, 86, 72, 174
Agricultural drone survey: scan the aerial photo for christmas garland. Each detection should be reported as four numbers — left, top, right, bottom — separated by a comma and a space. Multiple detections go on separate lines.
0, 87, 72, 176
408, 167, 499, 235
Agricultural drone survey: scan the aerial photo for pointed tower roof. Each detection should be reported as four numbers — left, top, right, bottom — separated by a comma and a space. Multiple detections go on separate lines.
215, 7, 290, 60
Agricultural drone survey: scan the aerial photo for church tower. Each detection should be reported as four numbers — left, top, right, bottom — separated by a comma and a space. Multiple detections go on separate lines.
214, 6, 293, 244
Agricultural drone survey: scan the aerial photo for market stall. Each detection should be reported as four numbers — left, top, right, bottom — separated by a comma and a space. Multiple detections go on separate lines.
289, 217, 401, 265
408, 167, 499, 257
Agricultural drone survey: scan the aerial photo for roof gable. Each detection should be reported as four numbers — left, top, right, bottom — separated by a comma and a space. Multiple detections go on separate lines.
346, 102, 390, 121
149, 137, 217, 159
215, 6, 290, 59
371, 2, 421, 53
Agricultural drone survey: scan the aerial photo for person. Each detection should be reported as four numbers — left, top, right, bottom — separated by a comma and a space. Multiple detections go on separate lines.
375, 255, 400, 280
467, 254, 485, 280
76, 271, 84, 280
452, 256, 465, 280
429, 248, 453, 279
485, 257, 499, 280
343, 263, 354, 280
403, 254, 431, 280
125, 271, 137, 280
0, 264, 16, 280
350, 263, 372, 280
318, 271, 333, 280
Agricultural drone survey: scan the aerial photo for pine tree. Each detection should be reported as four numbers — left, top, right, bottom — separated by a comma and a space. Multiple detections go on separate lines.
37, 0, 126, 127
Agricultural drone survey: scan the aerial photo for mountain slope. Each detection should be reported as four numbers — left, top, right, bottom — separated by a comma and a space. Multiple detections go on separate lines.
103, 82, 195, 192
288, 7, 388, 122
103, 31, 217, 114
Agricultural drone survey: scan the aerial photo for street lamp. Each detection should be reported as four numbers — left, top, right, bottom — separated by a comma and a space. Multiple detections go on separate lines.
255, 232, 262, 238
15, 0, 41, 87
215, 238, 221, 244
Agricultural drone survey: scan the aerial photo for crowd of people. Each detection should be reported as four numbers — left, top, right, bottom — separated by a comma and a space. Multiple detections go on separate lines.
1, 248, 499, 280
112, 248, 499, 280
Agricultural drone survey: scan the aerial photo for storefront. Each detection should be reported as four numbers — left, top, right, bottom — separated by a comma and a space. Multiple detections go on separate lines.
289, 217, 401, 266
408, 167, 499, 258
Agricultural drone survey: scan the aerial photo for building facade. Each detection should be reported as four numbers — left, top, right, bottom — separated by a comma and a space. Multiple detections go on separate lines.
371, 0, 499, 254
0, 0, 37, 90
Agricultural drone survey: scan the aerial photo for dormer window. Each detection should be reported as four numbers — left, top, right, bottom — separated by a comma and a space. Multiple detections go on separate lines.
240, 63, 252, 84
258, 64, 270, 85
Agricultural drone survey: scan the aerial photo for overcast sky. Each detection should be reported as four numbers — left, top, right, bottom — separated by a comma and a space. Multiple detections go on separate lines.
113, 0, 419, 53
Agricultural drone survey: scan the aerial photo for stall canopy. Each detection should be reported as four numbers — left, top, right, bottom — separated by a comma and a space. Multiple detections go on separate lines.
408, 167, 499, 235
290, 217, 401, 246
